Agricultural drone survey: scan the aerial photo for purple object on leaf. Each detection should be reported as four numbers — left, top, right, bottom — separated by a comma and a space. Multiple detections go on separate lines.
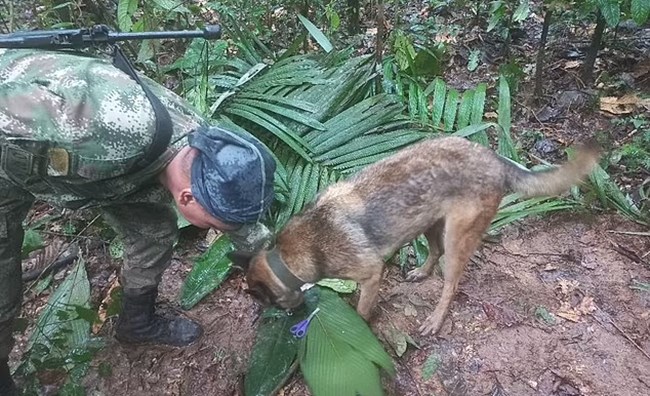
290, 307, 320, 338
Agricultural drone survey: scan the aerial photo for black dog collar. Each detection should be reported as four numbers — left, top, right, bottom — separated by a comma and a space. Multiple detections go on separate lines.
266, 248, 305, 291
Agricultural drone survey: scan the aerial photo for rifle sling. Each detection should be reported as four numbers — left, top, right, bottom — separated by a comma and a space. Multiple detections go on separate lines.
111, 45, 173, 172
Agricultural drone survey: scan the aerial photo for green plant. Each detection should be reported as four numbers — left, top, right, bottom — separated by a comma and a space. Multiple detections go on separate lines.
245, 287, 395, 396
15, 258, 104, 395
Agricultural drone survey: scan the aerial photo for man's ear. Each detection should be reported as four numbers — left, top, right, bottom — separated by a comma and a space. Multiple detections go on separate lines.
178, 188, 194, 206
227, 251, 254, 272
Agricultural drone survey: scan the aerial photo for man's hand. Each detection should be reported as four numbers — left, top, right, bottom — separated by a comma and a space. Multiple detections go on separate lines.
226, 223, 274, 253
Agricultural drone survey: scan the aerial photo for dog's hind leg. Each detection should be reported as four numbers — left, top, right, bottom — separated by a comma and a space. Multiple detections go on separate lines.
405, 219, 445, 282
419, 202, 498, 336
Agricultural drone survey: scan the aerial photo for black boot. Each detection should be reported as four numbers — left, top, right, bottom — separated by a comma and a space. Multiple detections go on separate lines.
0, 358, 18, 396
115, 288, 203, 347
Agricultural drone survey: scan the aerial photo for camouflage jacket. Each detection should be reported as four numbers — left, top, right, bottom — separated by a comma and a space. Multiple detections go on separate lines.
0, 48, 208, 209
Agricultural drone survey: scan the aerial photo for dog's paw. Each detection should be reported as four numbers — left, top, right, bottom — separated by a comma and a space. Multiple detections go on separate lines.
405, 267, 430, 282
419, 315, 443, 336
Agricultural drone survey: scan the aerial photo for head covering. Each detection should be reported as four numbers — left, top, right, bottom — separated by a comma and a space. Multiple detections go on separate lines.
188, 126, 276, 225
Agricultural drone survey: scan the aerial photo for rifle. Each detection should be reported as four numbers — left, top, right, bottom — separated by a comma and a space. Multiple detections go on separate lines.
0, 24, 222, 49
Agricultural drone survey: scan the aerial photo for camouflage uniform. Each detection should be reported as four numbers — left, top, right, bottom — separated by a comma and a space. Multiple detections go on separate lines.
0, 48, 271, 359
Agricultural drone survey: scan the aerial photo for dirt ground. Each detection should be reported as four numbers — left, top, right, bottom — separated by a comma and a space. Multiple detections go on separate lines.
13, 211, 642, 396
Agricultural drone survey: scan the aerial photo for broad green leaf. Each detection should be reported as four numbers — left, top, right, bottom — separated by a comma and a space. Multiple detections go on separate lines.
421, 352, 441, 381
245, 310, 300, 396
467, 49, 481, 72
631, 0, 650, 24
471, 83, 487, 125
180, 235, 235, 310
452, 122, 499, 138
596, 0, 620, 27
151, 0, 190, 13
417, 84, 429, 124
316, 279, 357, 293
408, 82, 419, 120
21, 228, 44, 259
174, 206, 192, 229
108, 237, 124, 260
297, 14, 334, 53
26, 258, 90, 371
117, 0, 138, 32
299, 287, 395, 396
430, 78, 447, 128
443, 89, 459, 132
513, 0, 530, 22
497, 75, 519, 161
456, 89, 474, 130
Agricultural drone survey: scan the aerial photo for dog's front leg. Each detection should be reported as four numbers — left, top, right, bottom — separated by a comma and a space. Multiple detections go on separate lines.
356, 270, 383, 321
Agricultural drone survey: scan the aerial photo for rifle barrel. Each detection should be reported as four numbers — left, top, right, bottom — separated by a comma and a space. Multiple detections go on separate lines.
0, 24, 222, 49
110, 25, 221, 41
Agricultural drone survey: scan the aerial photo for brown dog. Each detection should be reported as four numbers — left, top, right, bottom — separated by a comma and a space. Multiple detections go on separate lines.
229, 136, 600, 336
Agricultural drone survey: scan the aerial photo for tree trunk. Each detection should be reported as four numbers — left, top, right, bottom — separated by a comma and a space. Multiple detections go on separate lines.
347, 0, 360, 34
533, 8, 553, 101
581, 11, 606, 85
375, 0, 385, 93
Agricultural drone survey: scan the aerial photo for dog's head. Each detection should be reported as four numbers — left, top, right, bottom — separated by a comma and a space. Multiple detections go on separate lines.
228, 250, 304, 311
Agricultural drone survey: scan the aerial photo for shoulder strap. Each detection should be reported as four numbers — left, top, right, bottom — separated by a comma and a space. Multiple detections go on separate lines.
111, 45, 173, 172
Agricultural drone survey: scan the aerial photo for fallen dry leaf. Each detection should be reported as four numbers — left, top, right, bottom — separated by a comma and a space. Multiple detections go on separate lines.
564, 60, 581, 69
404, 304, 418, 317
600, 94, 650, 115
93, 275, 120, 334
557, 279, 580, 296
556, 296, 596, 323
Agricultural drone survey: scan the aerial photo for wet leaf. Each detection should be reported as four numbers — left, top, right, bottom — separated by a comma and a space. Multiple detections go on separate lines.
467, 49, 481, 72
109, 237, 124, 260
175, 206, 192, 229
535, 306, 556, 325
98, 362, 113, 378
596, 0, 620, 27
630, 280, 650, 292
297, 14, 333, 53
180, 235, 235, 310
26, 258, 91, 374
22, 228, 45, 259
385, 327, 419, 358
316, 278, 357, 293
245, 310, 300, 396
33, 273, 53, 295
631, 0, 650, 24
422, 352, 441, 381
299, 287, 395, 396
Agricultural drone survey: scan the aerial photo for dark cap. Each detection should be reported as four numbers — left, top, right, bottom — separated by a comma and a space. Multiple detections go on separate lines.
188, 126, 276, 225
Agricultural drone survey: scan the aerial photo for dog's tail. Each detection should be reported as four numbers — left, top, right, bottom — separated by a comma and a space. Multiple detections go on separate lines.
503, 141, 601, 198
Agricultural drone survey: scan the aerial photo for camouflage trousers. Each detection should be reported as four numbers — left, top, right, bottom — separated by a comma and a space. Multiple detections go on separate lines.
0, 180, 179, 360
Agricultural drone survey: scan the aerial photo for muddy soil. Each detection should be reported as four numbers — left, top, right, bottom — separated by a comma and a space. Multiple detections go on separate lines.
12, 212, 643, 396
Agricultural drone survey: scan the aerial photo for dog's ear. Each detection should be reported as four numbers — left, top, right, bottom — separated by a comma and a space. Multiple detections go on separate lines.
227, 251, 254, 272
